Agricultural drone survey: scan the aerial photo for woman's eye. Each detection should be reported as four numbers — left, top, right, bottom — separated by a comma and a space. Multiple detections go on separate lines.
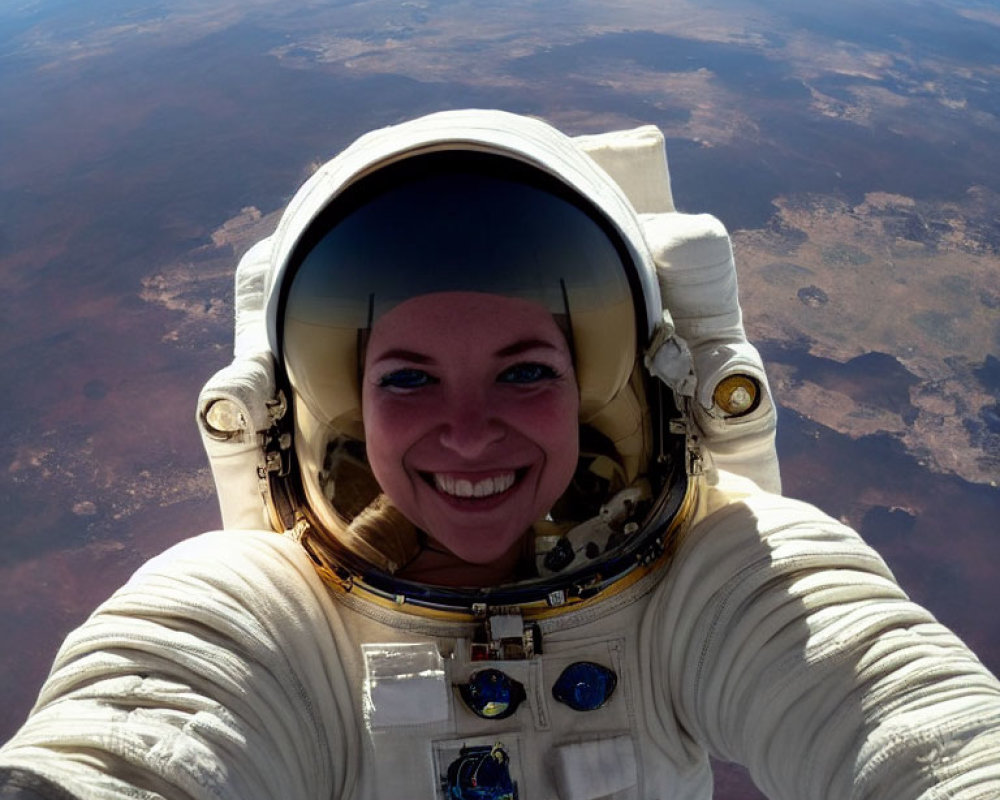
497, 363, 559, 384
378, 368, 435, 390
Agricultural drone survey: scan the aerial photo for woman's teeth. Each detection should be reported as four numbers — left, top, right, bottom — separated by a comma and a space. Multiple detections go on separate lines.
434, 472, 516, 498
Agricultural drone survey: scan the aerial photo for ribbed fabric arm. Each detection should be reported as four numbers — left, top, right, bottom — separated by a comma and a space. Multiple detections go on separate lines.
0, 531, 361, 800
644, 480, 1000, 799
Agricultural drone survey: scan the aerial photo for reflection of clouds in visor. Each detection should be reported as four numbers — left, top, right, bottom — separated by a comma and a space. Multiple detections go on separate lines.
283, 158, 634, 334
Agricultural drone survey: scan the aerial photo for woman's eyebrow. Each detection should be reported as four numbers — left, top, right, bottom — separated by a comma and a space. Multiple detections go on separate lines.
494, 338, 564, 358
370, 348, 434, 364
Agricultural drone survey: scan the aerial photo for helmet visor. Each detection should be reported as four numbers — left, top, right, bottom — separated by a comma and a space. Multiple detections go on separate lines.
280, 150, 642, 431
277, 150, 661, 583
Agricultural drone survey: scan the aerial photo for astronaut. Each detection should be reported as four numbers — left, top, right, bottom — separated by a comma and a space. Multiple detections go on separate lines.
2, 109, 999, 800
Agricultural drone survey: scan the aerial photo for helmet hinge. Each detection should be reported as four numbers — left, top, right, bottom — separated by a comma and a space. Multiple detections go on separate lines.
260, 390, 293, 479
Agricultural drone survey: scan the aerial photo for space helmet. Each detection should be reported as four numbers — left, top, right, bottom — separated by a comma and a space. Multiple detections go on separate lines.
255, 110, 697, 617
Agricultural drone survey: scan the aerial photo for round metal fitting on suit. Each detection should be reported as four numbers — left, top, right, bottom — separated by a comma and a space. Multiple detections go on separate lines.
712, 374, 759, 416
203, 399, 247, 439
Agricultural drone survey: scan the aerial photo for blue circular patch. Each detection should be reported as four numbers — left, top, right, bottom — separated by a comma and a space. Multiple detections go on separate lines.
552, 661, 617, 711
459, 669, 526, 720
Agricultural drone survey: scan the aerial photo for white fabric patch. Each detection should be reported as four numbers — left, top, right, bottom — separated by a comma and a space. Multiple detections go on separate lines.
551, 735, 638, 800
362, 643, 449, 728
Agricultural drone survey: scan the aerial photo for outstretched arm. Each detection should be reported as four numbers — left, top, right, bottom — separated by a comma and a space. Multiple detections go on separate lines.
646, 477, 1000, 799
0, 530, 361, 800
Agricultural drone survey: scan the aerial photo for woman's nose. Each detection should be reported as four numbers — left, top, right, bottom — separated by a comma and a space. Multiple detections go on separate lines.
437, 393, 506, 459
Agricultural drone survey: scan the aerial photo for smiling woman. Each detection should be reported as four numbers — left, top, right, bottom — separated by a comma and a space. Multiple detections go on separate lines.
362, 292, 580, 586
275, 146, 670, 600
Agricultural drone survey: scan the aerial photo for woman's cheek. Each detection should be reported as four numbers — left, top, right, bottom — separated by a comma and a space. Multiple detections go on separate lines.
363, 391, 406, 450
367, 391, 437, 442
509, 392, 578, 451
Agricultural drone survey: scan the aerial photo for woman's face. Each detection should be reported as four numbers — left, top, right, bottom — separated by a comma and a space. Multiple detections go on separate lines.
362, 292, 579, 578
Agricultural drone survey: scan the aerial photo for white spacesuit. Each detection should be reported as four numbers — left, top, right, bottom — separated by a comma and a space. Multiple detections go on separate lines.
2, 110, 999, 800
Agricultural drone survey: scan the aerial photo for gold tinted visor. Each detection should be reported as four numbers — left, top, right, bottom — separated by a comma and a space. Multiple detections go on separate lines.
278, 151, 652, 575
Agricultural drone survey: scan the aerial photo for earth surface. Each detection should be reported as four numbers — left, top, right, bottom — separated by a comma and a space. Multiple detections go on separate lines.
1, 1, 998, 797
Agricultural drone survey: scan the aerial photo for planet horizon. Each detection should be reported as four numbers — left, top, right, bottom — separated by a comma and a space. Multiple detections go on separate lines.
1, 1, 998, 797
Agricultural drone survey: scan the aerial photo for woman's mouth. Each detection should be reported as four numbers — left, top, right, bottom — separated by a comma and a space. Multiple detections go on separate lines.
432, 471, 517, 498
418, 469, 528, 504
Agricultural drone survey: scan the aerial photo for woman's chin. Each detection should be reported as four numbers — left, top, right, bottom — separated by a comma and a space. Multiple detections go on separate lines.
399, 542, 523, 587
436, 529, 526, 564
398, 527, 526, 586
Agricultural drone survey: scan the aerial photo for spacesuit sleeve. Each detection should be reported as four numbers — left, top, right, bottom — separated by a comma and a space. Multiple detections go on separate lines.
0, 530, 362, 800
645, 475, 1000, 799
